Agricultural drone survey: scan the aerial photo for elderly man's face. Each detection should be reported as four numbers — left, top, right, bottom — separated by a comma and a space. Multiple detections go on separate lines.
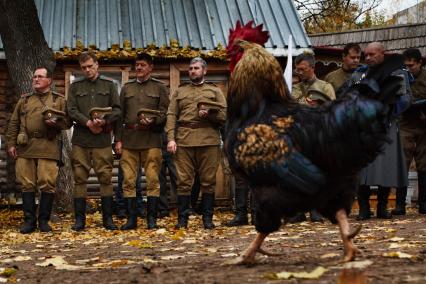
189, 62, 206, 84
32, 68, 52, 93
364, 46, 384, 67
295, 60, 315, 82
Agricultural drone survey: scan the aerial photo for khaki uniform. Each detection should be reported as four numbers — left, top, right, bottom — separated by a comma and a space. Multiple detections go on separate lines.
400, 68, 426, 172
324, 68, 353, 92
6, 91, 68, 193
67, 76, 121, 197
166, 82, 226, 195
116, 78, 170, 197
292, 77, 336, 104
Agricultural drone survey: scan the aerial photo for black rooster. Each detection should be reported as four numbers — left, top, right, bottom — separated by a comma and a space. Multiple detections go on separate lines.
224, 21, 410, 264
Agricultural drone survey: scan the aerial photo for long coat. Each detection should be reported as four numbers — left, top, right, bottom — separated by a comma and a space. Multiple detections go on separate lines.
359, 121, 408, 187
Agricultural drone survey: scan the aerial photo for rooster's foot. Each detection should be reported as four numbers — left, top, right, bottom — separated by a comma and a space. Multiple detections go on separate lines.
222, 232, 269, 265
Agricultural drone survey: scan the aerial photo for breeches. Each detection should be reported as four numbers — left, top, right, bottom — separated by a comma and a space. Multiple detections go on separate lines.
174, 146, 220, 195
120, 148, 162, 198
16, 158, 58, 193
400, 125, 426, 172
72, 145, 113, 197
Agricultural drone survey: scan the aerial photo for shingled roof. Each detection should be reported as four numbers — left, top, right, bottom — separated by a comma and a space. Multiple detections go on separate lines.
309, 23, 426, 55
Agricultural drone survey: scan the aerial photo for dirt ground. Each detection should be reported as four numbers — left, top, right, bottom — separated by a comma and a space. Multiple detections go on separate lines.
0, 206, 426, 284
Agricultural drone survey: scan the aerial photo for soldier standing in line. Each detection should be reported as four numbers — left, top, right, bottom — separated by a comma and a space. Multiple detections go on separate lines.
290, 52, 336, 222
324, 43, 362, 93
67, 51, 121, 231
114, 53, 170, 230
395, 48, 426, 215
6, 66, 68, 233
166, 57, 227, 229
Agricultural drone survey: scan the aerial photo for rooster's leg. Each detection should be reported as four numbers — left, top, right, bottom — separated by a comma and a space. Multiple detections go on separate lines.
224, 232, 269, 265
336, 209, 361, 262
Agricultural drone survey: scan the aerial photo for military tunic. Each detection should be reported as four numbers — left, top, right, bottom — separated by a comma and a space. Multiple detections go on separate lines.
400, 68, 426, 172
292, 77, 336, 104
324, 67, 353, 92
6, 91, 68, 193
116, 77, 170, 197
166, 82, 226, 195
67, 75, 121, 197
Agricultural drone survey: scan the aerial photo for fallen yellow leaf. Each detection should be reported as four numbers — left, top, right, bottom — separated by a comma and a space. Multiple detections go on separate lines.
383, 251, 414, 259
266, 266, 328, 280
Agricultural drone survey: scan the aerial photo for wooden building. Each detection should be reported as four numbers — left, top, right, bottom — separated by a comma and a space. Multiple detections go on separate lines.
0, 0, 311, 200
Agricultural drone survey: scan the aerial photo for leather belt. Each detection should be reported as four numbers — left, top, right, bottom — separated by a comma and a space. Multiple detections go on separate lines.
178, 121, 212, 129
29, 131, 45, 138
124, 123, 151, 130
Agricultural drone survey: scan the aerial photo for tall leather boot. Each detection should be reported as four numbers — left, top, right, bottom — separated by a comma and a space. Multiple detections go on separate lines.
418, 171, 426, 214
20, 192, 37, 234
101, 196, 118, 230
226, 186, 249, 226
147, 196, 158, 229
175, 195, 191, 229
377, 186, 392, 219
202, 193, 215, 229
38, 192, 54, 232
71, 198, 86, 231
120, 197, 137, 230
391, 187, 407, 215
356, 185, 371, 220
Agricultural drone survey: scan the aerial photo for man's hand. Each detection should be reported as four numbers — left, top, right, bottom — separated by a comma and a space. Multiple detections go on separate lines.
93, 118, 106, 127
86, 120, 103, 134
139, 114, 154, 126
198, 105, 209, 118
114, 141, 122, 155
167, 140, 177, 154
45, 119, 57, 128
7, 146, 17, 159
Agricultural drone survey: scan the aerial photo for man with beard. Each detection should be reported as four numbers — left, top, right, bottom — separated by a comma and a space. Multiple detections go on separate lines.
166, 57, 227, 229
325, 43, 362, 92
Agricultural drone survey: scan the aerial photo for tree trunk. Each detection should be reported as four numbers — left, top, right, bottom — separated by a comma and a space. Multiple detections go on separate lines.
0, 0, 73, 212
0, 0, 55, 94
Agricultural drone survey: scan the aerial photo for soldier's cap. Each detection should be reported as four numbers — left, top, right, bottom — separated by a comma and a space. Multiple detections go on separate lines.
197, 100, 224, 111
89, 107, 112, 119
42, 107, 66, 121
306, 90, 330, 103
137, 108, 162, 119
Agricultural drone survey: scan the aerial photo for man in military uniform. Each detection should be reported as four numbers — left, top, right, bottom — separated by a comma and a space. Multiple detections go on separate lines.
6, 67, 68, 233
325, 43, 361, 92
291, 52, 336, 222
293, 52, 336, 104
114, 53, 170, 230
67, 51, 121, 231
166, 57, 226, 229
395, 48, 426, 215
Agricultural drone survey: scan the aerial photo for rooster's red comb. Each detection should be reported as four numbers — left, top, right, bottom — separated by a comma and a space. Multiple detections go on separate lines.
227, 20, 269, 49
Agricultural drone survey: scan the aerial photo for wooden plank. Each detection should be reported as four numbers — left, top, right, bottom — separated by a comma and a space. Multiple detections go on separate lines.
169, 64, 180, 95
